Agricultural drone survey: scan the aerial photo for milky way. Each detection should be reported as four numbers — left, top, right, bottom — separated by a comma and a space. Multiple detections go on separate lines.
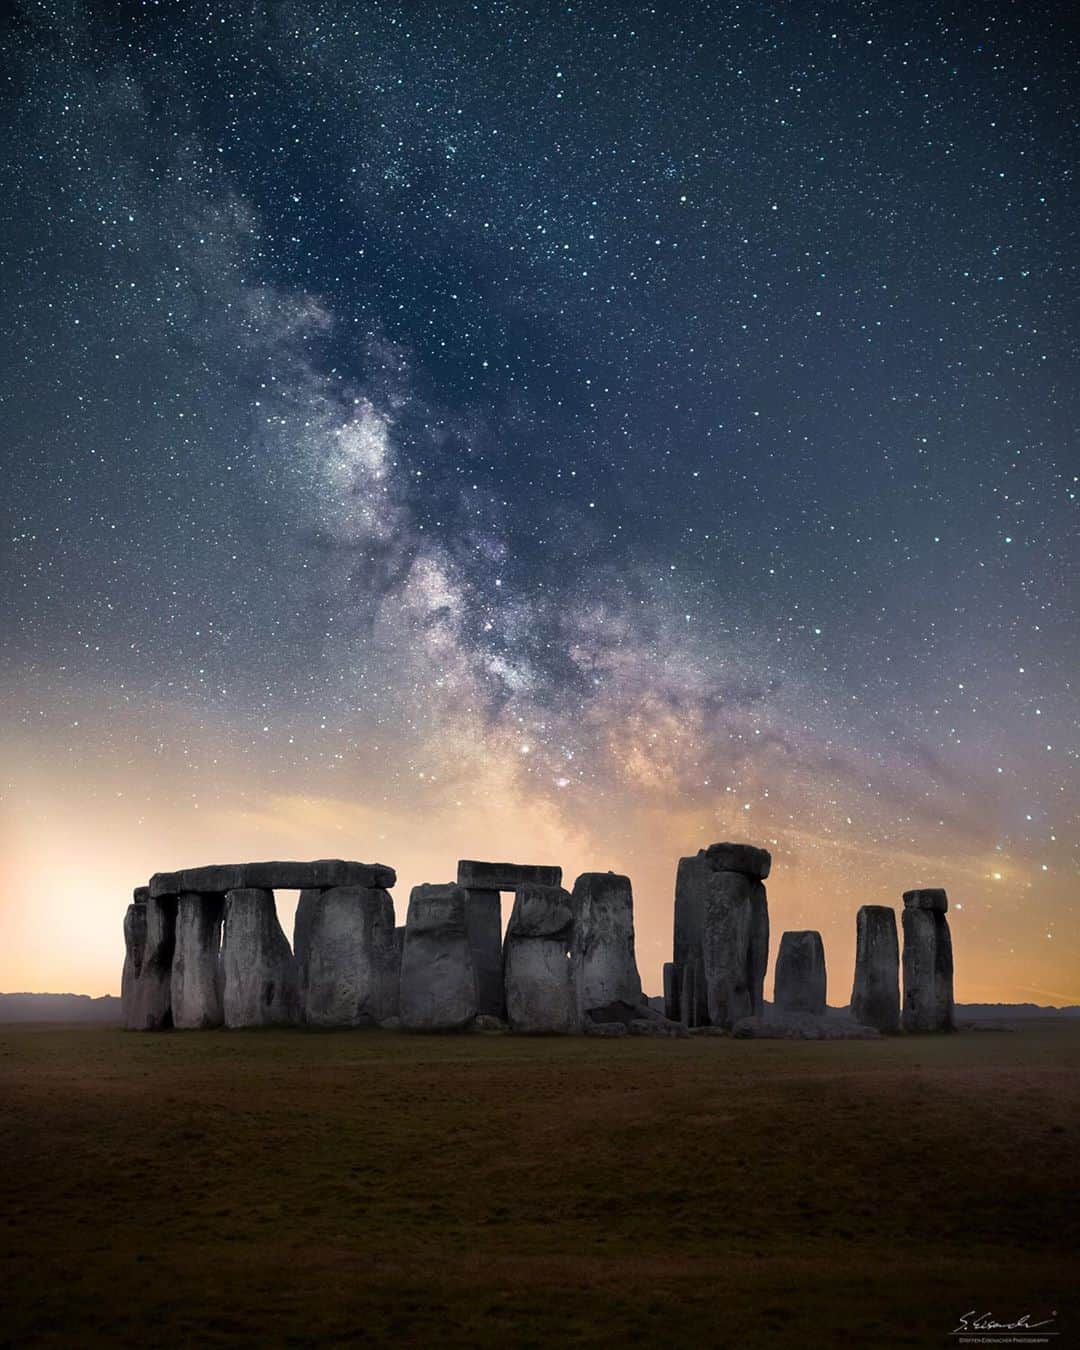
1, 2, 1076, 1001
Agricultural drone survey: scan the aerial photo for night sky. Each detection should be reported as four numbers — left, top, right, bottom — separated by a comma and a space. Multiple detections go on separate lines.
2, 1, 1076, 1002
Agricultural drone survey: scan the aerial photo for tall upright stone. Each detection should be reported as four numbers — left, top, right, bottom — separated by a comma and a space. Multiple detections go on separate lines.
662, 961, 678, 1022
673, 843, 770, 1028
504, 883, 579, 1034
129, 890, 177, 1030
702, 872, 763, 1028
572, 872, 644, 1018
851, 905, 900, 1033
673, 854, 711, 1027
294, 885, 399, 1027
121, 888, 148, 1030
399, 884, 478, 1031
171, 891, 225, 1029
773, 930, 826, 1015
464, 889, 504, 1019
901, 889, 955, 1032
221, 888, 298, 1028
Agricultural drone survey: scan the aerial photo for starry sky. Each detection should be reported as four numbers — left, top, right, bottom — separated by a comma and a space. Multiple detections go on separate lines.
1, 0, 1077, 1002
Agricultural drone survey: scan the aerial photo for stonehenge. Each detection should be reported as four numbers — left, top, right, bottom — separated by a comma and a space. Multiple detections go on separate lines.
221, 888, 299, 1027
456, 861, 563, 1019
399, 884, 478, 1031
294, 886, 399, 1027
572, 872, 647, 1023
172, 891, 225, 1029
121, 849, 960, 1039
773, 930, 826, 1016
902, 889, 955, 1033
120, 888, 148, 1030
503, 883, 579, 1034
851, 905, 900, 1033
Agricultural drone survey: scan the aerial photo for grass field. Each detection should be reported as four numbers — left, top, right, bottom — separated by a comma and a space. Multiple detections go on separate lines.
1, 1023, 1077, 1348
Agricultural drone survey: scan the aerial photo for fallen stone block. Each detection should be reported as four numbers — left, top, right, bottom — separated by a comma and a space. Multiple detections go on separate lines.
628, 1018, 689, 1038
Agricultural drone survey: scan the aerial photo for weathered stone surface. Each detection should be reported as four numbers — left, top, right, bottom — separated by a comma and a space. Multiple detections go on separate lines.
121, 901, 148, 1030
902, 903, 955, 1032
628, 1017, 689, 1038
903, 888, 948, 913
851, 905, 900, 1033
702, 842, 772, 879
457, 859, 562, 891
584, 1020, 629, 1037
572, 872, 645, 1018
673, 854, 711, 1027
147, 872, 180, 899
129, 894, 177, 1030
663, 962, 678, 1022
399, 884, 477, 1031
221, 888, 298, 1028
133, 886, 149, 905
503, 883, 579, 1034
732, 1011, 881, 1040
176, 859, 395, 894
701, 869, 769, 1030
463, 888, 504, 1018
294, 886, 398, 1027
171, 892, 224, 1029
584, 999, 645, 1026
773, 930, 826, 1015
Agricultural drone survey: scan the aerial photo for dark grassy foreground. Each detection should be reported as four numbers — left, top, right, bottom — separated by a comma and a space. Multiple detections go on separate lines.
1, 1024, 1077, 1348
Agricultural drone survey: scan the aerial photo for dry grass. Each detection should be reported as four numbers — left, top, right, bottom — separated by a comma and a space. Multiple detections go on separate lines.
1, 1023, 1077, 1347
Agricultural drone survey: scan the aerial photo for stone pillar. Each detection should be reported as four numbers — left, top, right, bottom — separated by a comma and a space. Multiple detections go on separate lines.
221, 888, 298, 1028
572, 872, 644, 1018
399, 884, 478, 1031
851, 905, 900, 1033
699, 843, 771, 1030
673, 854, 710, 1027
662, 961, 678, 1022
171, 891, 225, 1029
464, 888, 504, 1018
294, 885, 398, 1026
774, 930, 826, 1015
504, 883, 579, 1034
902, 889, 955, 1032
131, 887, 178, 1030
121, 887, 148, 1030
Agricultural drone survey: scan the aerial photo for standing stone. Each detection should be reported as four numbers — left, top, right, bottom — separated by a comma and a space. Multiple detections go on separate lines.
701, 870, 762, 1029
673, 854, 711, 1027
902, 889, 955, 1032
221, 888, 298, 1028
171, 891, 225, 1029
572, 872, 644, 1018
294, 885, 398, 1027
662, 961, 678, 1022
121, 889, 148, 1030
130, 891, 177, 1030
399, 884, 478, 1031
504, 883, 579, 1034
851, 906, 900, 1033
464, 888, 504, 1019
773, 930, 826, 1015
